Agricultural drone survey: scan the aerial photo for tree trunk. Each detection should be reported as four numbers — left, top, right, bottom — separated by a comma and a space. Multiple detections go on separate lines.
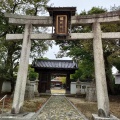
0, 79, 4, 94
104, 54, 115, 95
11, 81, 15, 93
6, 44, 15, 93
106, 74, 115, 95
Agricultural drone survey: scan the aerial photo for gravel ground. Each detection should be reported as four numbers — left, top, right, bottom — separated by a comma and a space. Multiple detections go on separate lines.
0, 96, 49, 113
67, 96, 120, 120
37, 95, 88, 120
0, 94, 119, 120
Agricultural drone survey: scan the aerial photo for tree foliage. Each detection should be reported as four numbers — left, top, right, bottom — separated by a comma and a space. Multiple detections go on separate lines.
0, 0, 52, 92
28, 65, 38, 81
59, 77, 66, 84
56, 7, 120, 94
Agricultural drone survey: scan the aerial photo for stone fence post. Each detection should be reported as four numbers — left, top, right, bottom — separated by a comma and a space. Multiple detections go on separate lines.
24, 80, 34, 100
86, 84, 97, 102
76, 79, 81, 96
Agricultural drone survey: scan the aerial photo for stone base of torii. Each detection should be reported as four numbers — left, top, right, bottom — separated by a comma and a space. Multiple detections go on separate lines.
92, 114, 119, 120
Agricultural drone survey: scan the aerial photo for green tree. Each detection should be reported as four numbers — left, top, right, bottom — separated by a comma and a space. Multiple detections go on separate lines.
28, 65, 38, 81
59, 77, 66, 84
0, 0, 52, 93
56, 7, 120, 94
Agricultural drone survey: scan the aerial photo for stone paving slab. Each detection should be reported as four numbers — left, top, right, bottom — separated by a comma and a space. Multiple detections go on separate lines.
0, 112, 35, 120
92, 114, 119, 120
51, 88, 66, 94
36, 95, 88, 120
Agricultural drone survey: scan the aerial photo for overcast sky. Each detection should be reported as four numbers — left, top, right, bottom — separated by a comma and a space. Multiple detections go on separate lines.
48, 0, 120, 13
43, 0, 120, 60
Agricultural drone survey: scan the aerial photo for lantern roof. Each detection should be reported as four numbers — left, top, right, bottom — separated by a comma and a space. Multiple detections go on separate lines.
47, 7, 76, 16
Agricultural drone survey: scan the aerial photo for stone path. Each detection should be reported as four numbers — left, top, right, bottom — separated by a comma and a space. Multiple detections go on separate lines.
36, 95, 88, 120
51, 88, 66, 94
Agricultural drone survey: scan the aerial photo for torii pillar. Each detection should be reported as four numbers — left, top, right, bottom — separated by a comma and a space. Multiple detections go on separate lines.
11, 24, 32, 114
92, 22, 110, 117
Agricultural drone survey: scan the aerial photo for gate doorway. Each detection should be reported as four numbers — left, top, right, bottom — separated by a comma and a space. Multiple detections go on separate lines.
32, 59, 78, 94
51, 76, 66, 94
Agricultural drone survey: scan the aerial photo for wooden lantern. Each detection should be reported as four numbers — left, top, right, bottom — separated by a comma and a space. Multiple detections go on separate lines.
47, 7, 76, 39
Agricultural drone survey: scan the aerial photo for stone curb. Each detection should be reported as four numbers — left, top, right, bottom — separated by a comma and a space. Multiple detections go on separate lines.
0, 96, 52, 120
0, 112, 35, 120
31, 96, 52, 120
65, 96, 89, 120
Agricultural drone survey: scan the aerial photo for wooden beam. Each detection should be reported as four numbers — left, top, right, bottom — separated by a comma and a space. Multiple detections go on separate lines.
6, 33, 52, 40
70, 33, 93, 40
102, 32, 120, 39
31, 33, 53, 40
9, 17, 52, 26
6, 34, 24, 40
5, 13, 52, 26
71, 10, 120, 24
5, 11, 120, 25
8, 16, 120, 26
7, 16, 120, 25
6, 33, 93, 40
4, 13, 52, 20
71, 16, 120, 25
32, 33, 93, 40
6, 32, 120, 41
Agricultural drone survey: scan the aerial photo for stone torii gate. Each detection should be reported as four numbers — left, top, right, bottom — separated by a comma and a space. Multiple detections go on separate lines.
5, 9, 120, 119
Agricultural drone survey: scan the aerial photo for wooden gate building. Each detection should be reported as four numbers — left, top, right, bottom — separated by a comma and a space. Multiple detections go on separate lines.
32, 59, 78, 93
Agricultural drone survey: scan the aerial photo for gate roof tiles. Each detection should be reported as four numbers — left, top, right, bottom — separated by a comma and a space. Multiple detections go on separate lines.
32, 59, 78, 70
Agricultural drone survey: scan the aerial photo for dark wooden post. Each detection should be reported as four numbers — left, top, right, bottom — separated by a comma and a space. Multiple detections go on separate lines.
46, 73, 51, 93
66, 73, 70, 93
